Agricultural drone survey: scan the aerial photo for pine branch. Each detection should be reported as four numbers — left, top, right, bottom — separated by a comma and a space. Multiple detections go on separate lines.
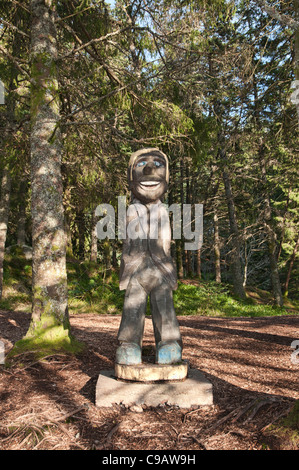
0, 45, 33, 84
255, 0, 299, 30
0, 18, 30, 38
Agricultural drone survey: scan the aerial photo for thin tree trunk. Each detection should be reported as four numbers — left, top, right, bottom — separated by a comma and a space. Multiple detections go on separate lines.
103, 239, 111, 273
267, 233, 283, 306
251, 25, 284, 307
243, 239, 248, 287
112, 242, 118, 269
222, 158, 246, 299
176, 240, 184, 279
295, 0, 299, 124
176, 158, 184, 278
65, 213, 73, 258
284, 236, 299, 297
185, 250, 192, 277
213, 198, 221, 283
26, 0, 71, 344
196, 248, 201, 279
277, 188, 290, 260
184, 163, 192, 276
90, 208, 98, 262
259, 143, 283, 307
168, 173, 176, 263
0, 16, 18, 299
17, 179, 28, 246
17, 204, 26, 246
0, 166, 11, 299
76, 210, 85, 260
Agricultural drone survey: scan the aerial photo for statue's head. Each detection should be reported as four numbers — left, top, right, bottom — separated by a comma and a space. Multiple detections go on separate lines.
128, 148, 169, 204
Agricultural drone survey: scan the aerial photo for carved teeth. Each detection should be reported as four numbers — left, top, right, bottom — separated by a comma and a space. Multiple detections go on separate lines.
140, 181, 160, 186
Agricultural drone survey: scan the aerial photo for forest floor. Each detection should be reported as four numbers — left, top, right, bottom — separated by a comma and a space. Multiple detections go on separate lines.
0, 310, 299, 451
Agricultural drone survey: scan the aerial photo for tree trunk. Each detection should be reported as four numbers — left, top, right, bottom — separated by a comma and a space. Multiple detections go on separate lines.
196, 248, 202, 279
184, 163, 192, 277
243, 239, 248, 287
90, 208, 98, 262
213, 199, 221, 283
185, 249, 192, 277
103, 239, 111, 274
176, 240, 184, 279
295, 0, 299, 124
222, 160, 246, 299
175, 158, 184, 278
76, 210, 85, 259
112, 242, 118, 269
17, 179, 28, 246
0, 18, 18, 299
0, 165, 11, 299
277, 188, 290, 260
267, 233, 283, 306
284, 236, 299, 297
259, 143, 283, 307
25, 0, 73, 348
17, 204, 26, 246
65, 213, 73, 258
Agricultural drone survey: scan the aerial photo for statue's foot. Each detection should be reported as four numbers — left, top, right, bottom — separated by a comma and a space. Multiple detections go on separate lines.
156, 340, 182, 365
116, 342, 142, 365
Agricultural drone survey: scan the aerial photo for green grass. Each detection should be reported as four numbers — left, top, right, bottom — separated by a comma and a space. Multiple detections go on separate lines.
1, 251, 32, 313
67, 260, 125, 314
0, 254, 298, 318
173, 281, 297, 317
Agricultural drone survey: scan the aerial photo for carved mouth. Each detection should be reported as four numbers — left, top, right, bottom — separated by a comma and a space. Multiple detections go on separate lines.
139, 181, 161, 189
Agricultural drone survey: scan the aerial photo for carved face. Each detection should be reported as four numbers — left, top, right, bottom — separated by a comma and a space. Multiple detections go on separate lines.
129, 152, 168, 203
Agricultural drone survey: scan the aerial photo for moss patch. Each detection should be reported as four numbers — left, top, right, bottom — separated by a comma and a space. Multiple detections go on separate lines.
261, 401, 299, 450
7, 323, 85, 363
282, 400, 299, 430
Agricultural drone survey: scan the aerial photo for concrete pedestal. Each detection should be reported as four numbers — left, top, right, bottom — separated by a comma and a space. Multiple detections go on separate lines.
95, 367, 213, 409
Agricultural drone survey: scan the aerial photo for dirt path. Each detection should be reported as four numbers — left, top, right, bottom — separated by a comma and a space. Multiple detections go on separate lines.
0, 310, 298, 450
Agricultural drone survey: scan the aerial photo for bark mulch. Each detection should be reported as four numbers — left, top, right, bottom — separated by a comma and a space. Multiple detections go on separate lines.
0, 310, 298, 450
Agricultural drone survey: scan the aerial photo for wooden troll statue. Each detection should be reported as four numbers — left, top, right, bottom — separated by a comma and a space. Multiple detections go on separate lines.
116, 148, 183, 366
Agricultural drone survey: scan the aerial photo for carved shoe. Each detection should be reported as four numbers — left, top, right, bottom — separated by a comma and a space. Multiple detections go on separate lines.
156, 341, 182, 365
115, 342, 142, 365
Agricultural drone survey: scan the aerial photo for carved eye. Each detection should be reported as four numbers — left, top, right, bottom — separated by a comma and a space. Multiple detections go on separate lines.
154, 160, 165, 167
136, 160, 147, 167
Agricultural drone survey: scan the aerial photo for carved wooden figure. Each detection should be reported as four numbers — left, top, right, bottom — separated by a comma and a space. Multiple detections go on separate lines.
116, 148, 182, 365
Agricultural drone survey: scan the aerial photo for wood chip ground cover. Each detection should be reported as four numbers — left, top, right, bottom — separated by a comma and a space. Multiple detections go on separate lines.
0, 311, 298, 450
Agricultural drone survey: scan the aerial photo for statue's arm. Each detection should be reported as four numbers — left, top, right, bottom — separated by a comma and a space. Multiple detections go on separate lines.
119, 208, 134, 279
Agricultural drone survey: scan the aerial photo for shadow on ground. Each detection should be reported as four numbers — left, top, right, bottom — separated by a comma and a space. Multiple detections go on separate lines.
0, 311, 298, 449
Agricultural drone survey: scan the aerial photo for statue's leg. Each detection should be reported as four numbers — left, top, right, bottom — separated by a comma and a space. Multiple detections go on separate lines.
116, 276, 147, 365
150, 281, 182, 364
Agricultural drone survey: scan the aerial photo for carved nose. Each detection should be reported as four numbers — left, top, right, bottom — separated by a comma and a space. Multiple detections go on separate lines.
143, 162, 155, 174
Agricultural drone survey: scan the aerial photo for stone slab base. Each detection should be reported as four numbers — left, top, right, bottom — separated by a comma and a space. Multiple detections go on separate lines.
95, 368, 213, 408
114, 361, 188, 382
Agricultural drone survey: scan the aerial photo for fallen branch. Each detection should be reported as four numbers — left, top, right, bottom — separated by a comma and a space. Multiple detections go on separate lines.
244, 398, 279, 424
260, 404, 295, 432
232, 399, 260, 423
210, 406, 244, 430
106, 422, 122, 442
51, 404, 89, 423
